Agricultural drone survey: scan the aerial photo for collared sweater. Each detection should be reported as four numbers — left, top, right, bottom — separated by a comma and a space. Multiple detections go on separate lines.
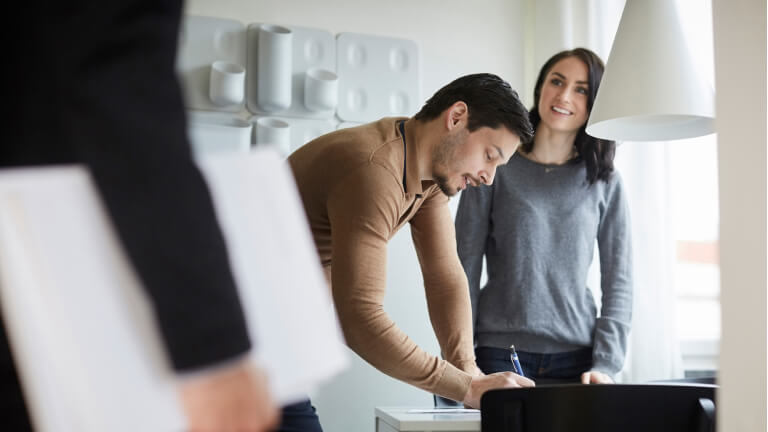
288, 118, 477, 401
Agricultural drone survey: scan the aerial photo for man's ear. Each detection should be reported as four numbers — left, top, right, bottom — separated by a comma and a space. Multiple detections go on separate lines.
445, 101, 468, 131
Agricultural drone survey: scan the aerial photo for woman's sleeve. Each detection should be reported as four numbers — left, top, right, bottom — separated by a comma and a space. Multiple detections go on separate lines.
455, 184, 494, 333
593, 173, 634, 375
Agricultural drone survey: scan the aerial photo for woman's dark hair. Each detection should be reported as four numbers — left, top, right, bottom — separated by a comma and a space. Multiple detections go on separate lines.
526, 48, 616, 184
414, 73, 534, 144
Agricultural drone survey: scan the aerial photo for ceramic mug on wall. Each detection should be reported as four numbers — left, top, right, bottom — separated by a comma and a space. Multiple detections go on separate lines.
304, 68, 338, 112
209, 60, 246, 106
257, 24, 293, 112
254, 117, 291, 156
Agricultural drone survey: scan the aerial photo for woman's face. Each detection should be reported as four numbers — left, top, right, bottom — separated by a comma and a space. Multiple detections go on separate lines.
537, 56, 590, 134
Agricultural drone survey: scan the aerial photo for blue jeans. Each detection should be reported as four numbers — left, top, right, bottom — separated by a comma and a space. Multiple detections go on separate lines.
275, 399, 323, 432
475, 346, 593, 384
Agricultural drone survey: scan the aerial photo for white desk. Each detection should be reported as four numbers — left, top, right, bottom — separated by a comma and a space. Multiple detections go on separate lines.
375, 407, 480, 432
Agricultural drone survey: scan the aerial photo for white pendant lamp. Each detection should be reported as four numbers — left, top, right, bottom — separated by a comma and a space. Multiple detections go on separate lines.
586, 0, 715, 141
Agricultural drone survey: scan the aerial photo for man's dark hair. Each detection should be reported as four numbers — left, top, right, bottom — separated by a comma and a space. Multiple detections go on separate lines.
414, 73, 533, 144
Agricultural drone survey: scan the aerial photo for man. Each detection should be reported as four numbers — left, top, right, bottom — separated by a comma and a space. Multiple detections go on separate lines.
3, 1, 276, 431
288, 74, 536, 424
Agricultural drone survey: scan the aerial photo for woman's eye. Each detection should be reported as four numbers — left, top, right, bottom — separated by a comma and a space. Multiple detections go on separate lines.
551, 78, 562, 86
486, 152, 491, 161
577, 87, 588, 95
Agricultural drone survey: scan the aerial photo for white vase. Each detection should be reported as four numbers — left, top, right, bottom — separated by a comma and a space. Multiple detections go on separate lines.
209, 60, 245, 106
304, 68, 338, 112
254, 117, 291, 156
257, 25, 293, 112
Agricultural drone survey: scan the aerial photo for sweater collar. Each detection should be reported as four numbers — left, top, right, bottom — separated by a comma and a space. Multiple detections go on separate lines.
396, 118, 426, 198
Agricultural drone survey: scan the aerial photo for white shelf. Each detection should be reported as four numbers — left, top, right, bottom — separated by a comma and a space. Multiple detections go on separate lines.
250, 115, 336, 154
336, 33, 420, 122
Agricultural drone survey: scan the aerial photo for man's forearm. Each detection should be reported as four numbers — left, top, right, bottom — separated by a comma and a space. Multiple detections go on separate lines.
337, 299, 473, 401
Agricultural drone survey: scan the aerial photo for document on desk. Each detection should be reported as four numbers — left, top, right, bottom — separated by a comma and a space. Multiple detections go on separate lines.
408, 409, 480, 413
0, 150, 347, 432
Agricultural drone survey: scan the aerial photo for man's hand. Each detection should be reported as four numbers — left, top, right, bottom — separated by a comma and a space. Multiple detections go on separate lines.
179, 361, 279, 432
580, 370, 614, 384
460, 361, 484, 378
462, 372, 535, 408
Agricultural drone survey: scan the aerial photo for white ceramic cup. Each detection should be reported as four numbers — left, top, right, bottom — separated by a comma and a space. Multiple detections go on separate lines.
209, 60, 246, 106
257, 24, 293, 112
304, 68, 338, 112
255, 117, 291, 156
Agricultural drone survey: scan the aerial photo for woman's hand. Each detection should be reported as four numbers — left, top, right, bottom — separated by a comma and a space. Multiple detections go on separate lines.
580, 370, 614, 384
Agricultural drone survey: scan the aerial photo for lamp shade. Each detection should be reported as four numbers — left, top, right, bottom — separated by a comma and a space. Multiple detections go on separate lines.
585, 0, 715, 141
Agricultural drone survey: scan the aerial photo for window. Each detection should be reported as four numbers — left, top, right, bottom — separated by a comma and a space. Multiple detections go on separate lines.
671, 0, 719, 375
670, 134, 720, 373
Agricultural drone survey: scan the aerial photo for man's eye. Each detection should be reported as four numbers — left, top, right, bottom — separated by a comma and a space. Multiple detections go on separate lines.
486, 152, 491, 161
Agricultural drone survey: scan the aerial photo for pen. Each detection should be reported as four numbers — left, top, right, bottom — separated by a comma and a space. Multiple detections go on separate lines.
509, 345, 525, 377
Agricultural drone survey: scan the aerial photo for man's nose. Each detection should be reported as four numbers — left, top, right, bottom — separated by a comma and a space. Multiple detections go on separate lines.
479, 168, 495, 185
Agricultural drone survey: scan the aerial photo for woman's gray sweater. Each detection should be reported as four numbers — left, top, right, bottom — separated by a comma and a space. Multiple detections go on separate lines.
455, 153, 633, 375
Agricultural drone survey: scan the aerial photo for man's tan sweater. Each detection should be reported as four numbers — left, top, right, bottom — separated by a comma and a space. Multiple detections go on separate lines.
288, 117, 476, 401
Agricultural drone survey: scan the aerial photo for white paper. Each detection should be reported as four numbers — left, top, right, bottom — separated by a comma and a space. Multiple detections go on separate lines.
406, 409, 480, 414
0, 149, 346, 431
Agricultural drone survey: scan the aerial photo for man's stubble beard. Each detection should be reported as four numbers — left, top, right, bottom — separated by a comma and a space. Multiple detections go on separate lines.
431, 130, 467, 197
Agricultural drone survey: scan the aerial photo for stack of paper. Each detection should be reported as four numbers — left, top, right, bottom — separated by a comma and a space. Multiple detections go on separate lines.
0, 149, 346, 431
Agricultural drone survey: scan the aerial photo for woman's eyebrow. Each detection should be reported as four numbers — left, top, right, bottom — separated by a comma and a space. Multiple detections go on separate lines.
551, 71, 588, 85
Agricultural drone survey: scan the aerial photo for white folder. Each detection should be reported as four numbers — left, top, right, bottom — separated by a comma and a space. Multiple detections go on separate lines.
0, 149, 346, 431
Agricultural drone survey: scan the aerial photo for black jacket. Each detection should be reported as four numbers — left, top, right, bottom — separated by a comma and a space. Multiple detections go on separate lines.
1, 0, 251, 428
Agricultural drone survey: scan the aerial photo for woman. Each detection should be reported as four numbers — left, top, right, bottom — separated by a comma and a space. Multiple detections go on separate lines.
455, 48, 633, 384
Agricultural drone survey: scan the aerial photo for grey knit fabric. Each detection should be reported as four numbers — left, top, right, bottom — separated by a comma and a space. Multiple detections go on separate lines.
455, 153, 633, 375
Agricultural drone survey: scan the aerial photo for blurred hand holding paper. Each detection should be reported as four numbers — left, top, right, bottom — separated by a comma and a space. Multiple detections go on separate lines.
0, 149, 346, 431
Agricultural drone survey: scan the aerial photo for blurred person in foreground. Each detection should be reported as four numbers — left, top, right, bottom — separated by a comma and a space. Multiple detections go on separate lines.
3, 1, 280, 430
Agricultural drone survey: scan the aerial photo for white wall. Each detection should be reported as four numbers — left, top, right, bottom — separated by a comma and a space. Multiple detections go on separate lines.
183, 1, 526, 430
712, 0, 767, 430
185, 0, 526, 103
